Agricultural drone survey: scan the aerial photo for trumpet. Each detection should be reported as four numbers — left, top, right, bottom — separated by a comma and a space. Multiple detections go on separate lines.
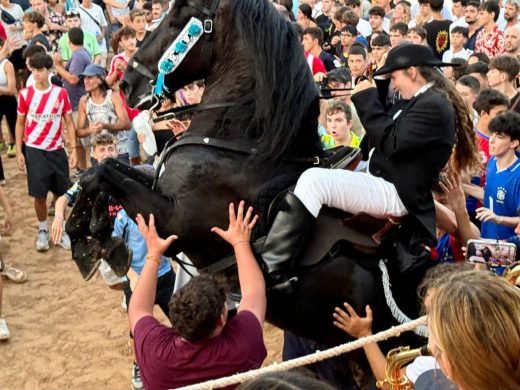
376, 345, 430, 390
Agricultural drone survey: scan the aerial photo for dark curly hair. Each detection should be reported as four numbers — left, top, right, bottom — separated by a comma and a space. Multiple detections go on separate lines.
169, 274, 229, 342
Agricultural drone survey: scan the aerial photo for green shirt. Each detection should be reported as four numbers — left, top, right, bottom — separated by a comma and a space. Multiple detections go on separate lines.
58, 31, 100, 62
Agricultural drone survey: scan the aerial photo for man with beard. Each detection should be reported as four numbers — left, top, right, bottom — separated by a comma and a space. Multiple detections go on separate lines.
464, 0, 482, 51
501, 0, 520, 31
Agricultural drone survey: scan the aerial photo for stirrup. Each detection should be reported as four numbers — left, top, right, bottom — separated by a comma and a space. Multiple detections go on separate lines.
269, 276, 298, 294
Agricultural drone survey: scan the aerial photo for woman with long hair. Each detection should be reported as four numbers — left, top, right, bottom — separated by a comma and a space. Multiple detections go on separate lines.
297, 3, 318, 30
391, 1, 412, 26
261, 44, 479, 280
76, 64, 132, 164
428, 270, 520, 390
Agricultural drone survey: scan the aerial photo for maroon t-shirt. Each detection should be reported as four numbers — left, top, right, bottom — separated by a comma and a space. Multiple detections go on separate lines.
133, 310, 267, 390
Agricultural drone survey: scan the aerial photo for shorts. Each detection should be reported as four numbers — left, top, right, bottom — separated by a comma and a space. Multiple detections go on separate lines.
25, 146, 70, 198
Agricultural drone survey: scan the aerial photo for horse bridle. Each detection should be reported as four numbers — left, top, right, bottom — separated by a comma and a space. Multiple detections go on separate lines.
129, 0, 221, 89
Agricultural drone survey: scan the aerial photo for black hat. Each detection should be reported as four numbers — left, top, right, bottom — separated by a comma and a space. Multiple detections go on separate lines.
373, 43, 458, 76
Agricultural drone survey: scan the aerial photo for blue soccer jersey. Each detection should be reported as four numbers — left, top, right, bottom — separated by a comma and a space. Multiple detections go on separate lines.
481, 156, 520, 239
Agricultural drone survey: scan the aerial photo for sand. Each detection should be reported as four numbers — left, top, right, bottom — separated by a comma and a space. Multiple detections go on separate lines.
0, 143, 282, 390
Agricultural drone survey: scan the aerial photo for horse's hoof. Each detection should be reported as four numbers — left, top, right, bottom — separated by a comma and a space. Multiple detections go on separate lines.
71, 238, 102, 281
100, 237, 132, 277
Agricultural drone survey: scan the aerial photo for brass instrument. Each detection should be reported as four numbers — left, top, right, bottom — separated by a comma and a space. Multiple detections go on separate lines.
504, 264, 520, 286
376, 345, 430, 390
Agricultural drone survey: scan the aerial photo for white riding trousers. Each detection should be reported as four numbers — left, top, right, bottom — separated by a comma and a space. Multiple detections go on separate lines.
294, 168, 408, 218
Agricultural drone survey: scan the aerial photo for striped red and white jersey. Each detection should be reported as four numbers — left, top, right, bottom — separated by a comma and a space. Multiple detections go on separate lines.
17, 84, 72, 151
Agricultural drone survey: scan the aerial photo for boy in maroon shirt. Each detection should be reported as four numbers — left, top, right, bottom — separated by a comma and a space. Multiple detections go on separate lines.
130, 202, 267, 390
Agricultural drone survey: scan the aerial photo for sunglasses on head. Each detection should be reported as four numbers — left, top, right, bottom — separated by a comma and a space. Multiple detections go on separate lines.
66, 10, 80, 17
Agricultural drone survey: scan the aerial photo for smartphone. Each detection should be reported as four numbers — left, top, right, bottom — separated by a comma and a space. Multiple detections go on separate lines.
466, 239, 517, 267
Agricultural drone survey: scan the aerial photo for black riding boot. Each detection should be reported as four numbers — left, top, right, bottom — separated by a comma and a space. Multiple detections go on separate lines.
262, 191, 315, 277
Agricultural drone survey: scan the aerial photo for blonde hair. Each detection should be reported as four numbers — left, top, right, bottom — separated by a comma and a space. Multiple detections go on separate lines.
391, 2, 411, 26
429, 270, 520, 390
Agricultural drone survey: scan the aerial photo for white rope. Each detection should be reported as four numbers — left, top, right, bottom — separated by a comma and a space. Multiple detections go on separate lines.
378, 260, 429, 338
174, 315, 427, 390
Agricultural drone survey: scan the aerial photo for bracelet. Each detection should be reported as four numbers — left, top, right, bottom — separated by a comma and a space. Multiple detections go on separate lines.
232, 240, 249, 247
145, 255, 161, 265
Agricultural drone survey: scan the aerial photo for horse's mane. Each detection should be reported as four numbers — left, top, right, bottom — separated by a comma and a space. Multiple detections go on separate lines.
220, 0, 323, 161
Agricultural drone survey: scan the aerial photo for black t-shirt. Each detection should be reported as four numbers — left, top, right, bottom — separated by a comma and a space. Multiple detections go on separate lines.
136, 31, 151, 48
316, 14, 332, 41
424, 19, 452, 59
319, 50, 336, 71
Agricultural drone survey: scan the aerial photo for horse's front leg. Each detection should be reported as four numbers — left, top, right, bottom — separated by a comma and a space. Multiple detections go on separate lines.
66, 159, 175, 280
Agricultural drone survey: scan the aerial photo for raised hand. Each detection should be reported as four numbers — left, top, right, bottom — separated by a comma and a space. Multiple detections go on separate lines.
211, 201, 258, 247
333, 302, 373, 339
136, 213, 178, 260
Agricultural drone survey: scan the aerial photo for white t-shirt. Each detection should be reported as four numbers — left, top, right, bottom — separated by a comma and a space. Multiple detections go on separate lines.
79, 4, 108, 53
0, 3, 24, 42
405, 356, 439, 383
442, 47, 473, 62
357, 18, 372, 37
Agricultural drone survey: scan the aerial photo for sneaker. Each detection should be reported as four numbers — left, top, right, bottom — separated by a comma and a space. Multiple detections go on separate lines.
35, 230, 50, 252
0, 318, 10, 340
58, 231, 71, 250
120, 295, 128, 313
6, 144, 15, 158
131, 363, 144, 390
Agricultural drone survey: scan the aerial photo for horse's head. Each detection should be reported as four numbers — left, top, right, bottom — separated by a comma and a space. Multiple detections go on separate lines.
121, 0, 225, 108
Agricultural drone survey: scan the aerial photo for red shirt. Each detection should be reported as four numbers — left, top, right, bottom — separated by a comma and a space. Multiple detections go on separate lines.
17, 84, 71, 151
109, 53, 140, 121
304, 51, 326, 75
134, 311, 267, 390
0, 22, 7, 41
475, 25, 505, 59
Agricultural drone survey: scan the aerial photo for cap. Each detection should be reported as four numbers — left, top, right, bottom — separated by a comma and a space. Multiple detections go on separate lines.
81, 64, 107, 77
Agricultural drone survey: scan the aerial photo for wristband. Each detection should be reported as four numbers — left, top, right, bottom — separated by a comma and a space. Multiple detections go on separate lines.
232, 240, 249, 247
145, 255, 161, 265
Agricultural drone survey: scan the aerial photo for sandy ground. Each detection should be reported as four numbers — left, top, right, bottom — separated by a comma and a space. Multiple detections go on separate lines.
0, 139, 283, 390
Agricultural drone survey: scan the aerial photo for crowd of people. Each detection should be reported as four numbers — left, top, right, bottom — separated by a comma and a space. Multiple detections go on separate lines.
0, 0, 519, 389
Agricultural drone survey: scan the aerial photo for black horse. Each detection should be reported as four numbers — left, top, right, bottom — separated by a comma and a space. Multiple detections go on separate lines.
66, 0, 425, 384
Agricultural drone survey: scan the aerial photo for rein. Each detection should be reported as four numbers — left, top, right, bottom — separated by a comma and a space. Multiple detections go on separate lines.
152, 135, 321, 190
151, 101, 236, 123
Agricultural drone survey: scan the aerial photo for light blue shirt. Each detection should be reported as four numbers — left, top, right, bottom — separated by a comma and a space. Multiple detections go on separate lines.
112, 209, 172, 277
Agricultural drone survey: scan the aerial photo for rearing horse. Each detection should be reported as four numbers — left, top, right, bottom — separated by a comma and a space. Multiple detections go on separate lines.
66, 0, 424, 383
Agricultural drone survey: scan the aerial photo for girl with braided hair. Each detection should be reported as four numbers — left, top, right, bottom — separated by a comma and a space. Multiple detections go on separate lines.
261, 44, 480, 279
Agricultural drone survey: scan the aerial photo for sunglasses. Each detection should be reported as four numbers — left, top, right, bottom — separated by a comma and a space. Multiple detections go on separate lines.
66, 10, 80, 17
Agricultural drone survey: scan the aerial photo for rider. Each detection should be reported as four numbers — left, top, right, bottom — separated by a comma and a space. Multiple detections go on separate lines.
262, 44, 479, 279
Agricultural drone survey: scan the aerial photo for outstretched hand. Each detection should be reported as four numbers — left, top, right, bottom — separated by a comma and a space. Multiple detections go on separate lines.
439, 171, 466, 211
136, 213, 177, 260
211, 201, 258, 247
333, 302, 373, 339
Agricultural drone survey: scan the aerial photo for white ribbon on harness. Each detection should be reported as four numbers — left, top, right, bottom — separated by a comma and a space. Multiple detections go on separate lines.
154, 17, 204, 96
379, 259, 429, 338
